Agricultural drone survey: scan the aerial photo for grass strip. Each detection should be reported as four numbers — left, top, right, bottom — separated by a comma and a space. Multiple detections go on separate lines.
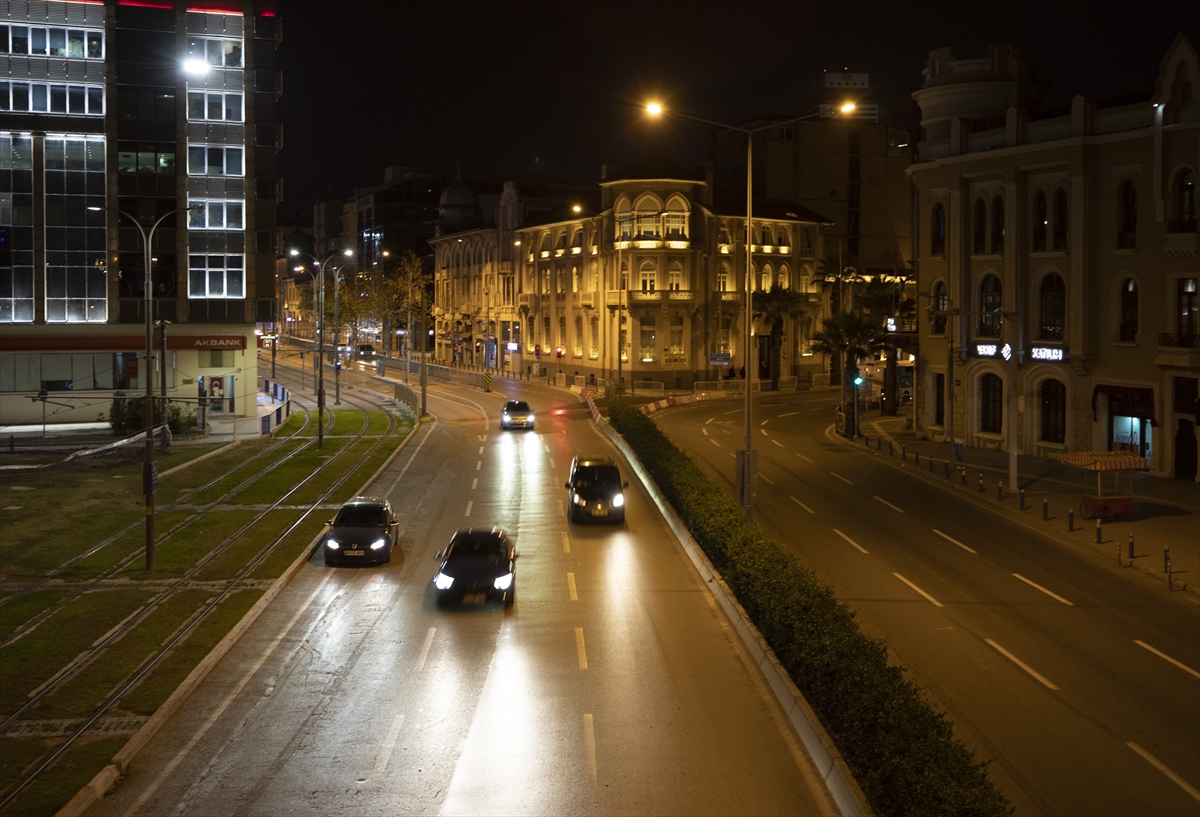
329, 409, 366, 437
0, 589, 156, 716
120, 510, 260, 579
288, 439, 376, 506
0, 590, 70, 644
59, 510, 194, 582
0, 734, 128, 817
367, 410, 401, 435
227, 439, 348, 505
120, 587, 262, 716
333, 436, 407, 499
249, 518, 326, 580
608, 401, 1013, 817
184, 438, 310, 506
192, 511, 303, 582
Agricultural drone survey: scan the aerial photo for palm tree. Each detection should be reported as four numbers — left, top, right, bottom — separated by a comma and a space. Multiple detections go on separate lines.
752, 286, 808, 391
855, 275, 917, 416
810, 311, 887, 437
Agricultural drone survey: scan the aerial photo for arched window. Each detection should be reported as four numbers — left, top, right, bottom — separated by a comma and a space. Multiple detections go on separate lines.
716, 263, 730, 292
574, 315, 583, 356
1040, 379, 1066, 443
932, 281, 948, 335
1053, 189, 1068, 251
762, 225, 771, 245
931, 203, 945, 255
634, 196, 662, 238
571, 266, 579, 293
1038, 273, 1066, 340
558, 315, 566, 346
1120, 278, 1139, 341
1118, 181, 1137, 248
719, 313, 733, 353
639, 259, 656, 292
668, 260, 683, 291
589, 316, 599, 357
1032, 191, 1048, 251
778, 228, 789, 247
973, 199, 986, 254
980, 373, 1003, 434
978, 274, 1002, 336
991, 196, 1005, 254
761, 264, 772, 292
589, 260, 598, 291
572, 229, 583, 248
1176, 169, 1197, 231
778, 264, 790, 289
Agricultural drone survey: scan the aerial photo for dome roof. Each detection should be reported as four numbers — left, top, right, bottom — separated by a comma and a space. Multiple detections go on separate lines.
439, 177, 477, 208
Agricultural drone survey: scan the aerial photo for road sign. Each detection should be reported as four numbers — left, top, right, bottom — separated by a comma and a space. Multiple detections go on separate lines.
709, 352, 732, 368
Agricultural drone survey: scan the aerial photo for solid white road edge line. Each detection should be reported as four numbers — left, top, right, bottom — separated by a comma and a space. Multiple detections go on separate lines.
892, 573, 944, 607
1127, 742, 1200, 801
416, 627, 436, 670
985, 638, 1060, 690
1013, 573, 1074, 606
932, 529, 976, 554
789, 496, 815, 514
873, 495, 905, 513
833, 529, 869, 554
1133, 640, 1200, 679
372, 714, 405, 778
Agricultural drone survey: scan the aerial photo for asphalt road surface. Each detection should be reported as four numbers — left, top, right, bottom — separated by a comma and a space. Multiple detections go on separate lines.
86, 373, 835, 816
653, 389, 1200, 817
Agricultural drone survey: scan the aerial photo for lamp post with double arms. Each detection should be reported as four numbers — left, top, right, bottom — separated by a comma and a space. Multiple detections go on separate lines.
326, 250, 353, 405
91, 203, 201, 570
290, 249, 347, 450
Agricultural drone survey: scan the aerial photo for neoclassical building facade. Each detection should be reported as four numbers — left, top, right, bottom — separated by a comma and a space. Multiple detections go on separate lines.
430, 156, 832, 389
909, 34, 1199, 479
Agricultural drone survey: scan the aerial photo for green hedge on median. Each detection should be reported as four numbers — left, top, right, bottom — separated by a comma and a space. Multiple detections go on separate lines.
608, 401, 1012, 817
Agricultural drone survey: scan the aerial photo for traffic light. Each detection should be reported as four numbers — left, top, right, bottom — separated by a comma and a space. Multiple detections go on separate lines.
555, 346, 564, 359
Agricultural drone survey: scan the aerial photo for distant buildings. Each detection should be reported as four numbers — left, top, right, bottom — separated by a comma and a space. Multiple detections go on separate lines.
0, 0, 280, 425
908, 35, 1199, 480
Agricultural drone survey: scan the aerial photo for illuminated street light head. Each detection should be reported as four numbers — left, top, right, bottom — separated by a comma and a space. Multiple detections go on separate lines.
646, 101, 663, 117
289, 249, 299, 256
183, 58, 209, 76
840, 102, 856, 114
572, 204, 582, 213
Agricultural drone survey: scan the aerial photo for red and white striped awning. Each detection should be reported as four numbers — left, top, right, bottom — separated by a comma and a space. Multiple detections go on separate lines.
1060, 451, 1149, 471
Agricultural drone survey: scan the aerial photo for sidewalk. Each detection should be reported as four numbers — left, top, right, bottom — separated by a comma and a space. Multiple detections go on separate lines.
841, 409, 1200, 597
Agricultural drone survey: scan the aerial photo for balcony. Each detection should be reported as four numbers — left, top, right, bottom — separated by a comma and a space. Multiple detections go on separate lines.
1159, 333, 1198, 348
1156, 333, 1200, 369
667, 290, 695, 302
605, 290, 627, 308
630, 291, 662, 303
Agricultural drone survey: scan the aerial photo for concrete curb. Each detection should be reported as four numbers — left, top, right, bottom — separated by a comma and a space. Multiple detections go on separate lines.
585, 394, 872, 817
829, 425, 1199, 598
56, 417, 423, 817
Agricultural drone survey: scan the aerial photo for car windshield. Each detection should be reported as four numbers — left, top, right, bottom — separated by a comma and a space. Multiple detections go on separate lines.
505, 402, 530, 413
572, 465, 620, 489
334, 506, 386, 527
447, 538, 506, 564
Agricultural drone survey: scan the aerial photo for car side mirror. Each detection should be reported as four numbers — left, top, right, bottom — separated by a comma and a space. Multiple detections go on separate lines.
326, 519, 332, 525
389, 520, 398, 527
565, 482, 571, 489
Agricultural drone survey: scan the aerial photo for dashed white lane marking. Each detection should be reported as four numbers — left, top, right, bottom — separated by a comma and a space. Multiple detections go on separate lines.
705, 417, 714, 424
771, 439, 783, 447
583, 714, 598, 785
873, 495, 905, 513
567, 573, 578, 601
1134, 640, 1200, 679
575, 627, 588, 669
933, 529, 976, 553
465, 500, 473, 516
724, 409, 740, 415
760, 419, 770, 426
478, 446, 484, 454
558, 499, 565, 516
475, 461, 481, 470
789, 496, 815, 514
893, 573, 944, 607
550, 457, 556, 469
760, 428, 768, 436
710, 439, 722, 448
416, 627, 437, 670
471, 478, 478, 490
1127, 742, 1200, 801
702, 427, 709, 436
1013, 573, 1074, 606
830, 471, 853, 484
544, 444, 551, 452
986, 639, 1059, 690
561, 531, 570, 553
372, 714, 405, 778
779, 411, 799, 417
833, 528, 868, 554
795, 453, 814, 463
760, 473, 776, 485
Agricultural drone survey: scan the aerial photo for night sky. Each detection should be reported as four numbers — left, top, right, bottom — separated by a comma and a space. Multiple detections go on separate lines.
275, 0, 1197, 225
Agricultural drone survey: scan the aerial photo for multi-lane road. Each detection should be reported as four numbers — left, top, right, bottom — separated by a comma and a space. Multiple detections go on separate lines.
86, 369, 836, 816
653, 390, 1200, 816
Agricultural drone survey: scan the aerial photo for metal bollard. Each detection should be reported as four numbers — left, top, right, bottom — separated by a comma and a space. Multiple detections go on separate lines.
888, 441, 894, 457
877, 436, 882, 450
1096, 518, 1102, 544
865, 434, 870, 447
979, 474, 985, 492
1168, 559, 1173, 590
902, 445, 907, 461
997, 481, 1003, 501
944, 460, 950, 478
1068, 509, 1074, 532
915, 449, 920, 466
1164, 545, 1170, 573
1128, 533, 1134, 560
929, 456, 934, 472
1020, 489, 1025, 510
1043, 498, 1049, 520
961, 468, 967, 486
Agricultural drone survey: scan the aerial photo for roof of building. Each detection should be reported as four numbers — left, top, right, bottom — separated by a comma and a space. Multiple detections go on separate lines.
601, 153, 704, 184
710, 196, 834, 225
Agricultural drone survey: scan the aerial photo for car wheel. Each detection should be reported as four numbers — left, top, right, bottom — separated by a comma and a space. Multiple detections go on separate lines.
504, 586, 515, 607
615, 511, 626, 524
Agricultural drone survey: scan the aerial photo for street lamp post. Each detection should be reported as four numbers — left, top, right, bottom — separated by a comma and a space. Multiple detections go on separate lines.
91, 204, 201, 570
291, 249, 350, 449
329, 253, 352, 405
155, 318, 172, 450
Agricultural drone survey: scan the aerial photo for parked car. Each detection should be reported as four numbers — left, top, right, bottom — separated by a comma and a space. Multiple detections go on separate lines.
565, 456, 628, 523
323, 496, 397, 566
433, 528, 517, 607
500, 400, 535, 430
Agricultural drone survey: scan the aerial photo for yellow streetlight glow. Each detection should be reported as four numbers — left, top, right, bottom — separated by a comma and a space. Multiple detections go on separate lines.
840, 101, 856, 114
646, 102, 662, 116
572, 204, 582, 213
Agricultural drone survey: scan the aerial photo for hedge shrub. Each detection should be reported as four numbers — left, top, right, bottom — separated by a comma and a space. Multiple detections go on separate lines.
608, 401, 1012, 817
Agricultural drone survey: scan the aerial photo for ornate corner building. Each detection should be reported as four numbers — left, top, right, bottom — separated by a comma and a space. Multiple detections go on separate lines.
908, 35, 1199, 479
0, 0, 280, 425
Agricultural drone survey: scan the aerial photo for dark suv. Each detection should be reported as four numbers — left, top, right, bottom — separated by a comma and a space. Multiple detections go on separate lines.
323, 496, 397, 565
565, 456, 628, 523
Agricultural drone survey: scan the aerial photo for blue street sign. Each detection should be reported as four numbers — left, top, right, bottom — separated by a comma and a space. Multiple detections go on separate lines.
710, 352, 732, 368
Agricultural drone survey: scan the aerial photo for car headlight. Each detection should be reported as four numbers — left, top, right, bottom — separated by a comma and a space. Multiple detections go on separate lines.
573, 493, 586, 506
502, 412, 509, 418
326, 539, 340, 550
434, 572, 454, 590
526, 413, 534, 421
370, 538, 387, 550
612, 493, 625, 507
493, 572, 514, 590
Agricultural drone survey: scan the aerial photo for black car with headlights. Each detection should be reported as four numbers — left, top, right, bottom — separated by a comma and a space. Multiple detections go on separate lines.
566, 456, 629, 523
433, 528, 517, 607
323, 496, 397, 565
500, 400, 534, 430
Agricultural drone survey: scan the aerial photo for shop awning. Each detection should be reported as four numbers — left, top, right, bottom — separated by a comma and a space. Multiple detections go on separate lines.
1091, 385, 1156, 425
1060, 451, 1149, 471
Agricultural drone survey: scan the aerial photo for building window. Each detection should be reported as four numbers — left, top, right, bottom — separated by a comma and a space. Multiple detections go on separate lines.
1, 81, 104, 115
978, 274, 1002, 336
589, 316, 599, 358
778, 265, 790, 289
1178, 278, 1198, 339
1038, 273, 1066, 340
1118, 181, 1137, 248
932, 281, 948, 335
934, 372, 945, 426
186, 91, 243, 122
716, 264, 730, 292
574, 315, 583, 356
719, 313, 732, 353
990, 196, 1005, 254
639, 260, 656, 292
760, 264, 772, 291
1175, 169, 1197, 232
1053, 189, 1068, 251
188, 200, 245, 230
186, 36, 243, 68
571, 266, 579, 293
558, 315, 566, 346
2, 151, 35, 321
2, 26, 103, 59
589, 260, 598, 291
44, 136, 107, 324
1119, 278, 1139, 341
931, 203, 945, 255
187, 145, 243, 176
980, 373, 1003, 434
634, 211, 660, 238
1040, 379, 1066, 443
188, 254, 244, 299
668, 261, 682, 291
973, 199, 986, 254
640, 318, 656, 361
1032, 191, 1048, 251
664, 212, 687, 238
669, 316, 684, 355
118, 150, 174, 174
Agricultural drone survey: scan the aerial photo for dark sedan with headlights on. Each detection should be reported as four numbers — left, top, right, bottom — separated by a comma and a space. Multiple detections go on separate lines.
432, 528, 517, 607
499, 400, 534, 430
323, 496, 397, 566
565, 456, 629, 523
